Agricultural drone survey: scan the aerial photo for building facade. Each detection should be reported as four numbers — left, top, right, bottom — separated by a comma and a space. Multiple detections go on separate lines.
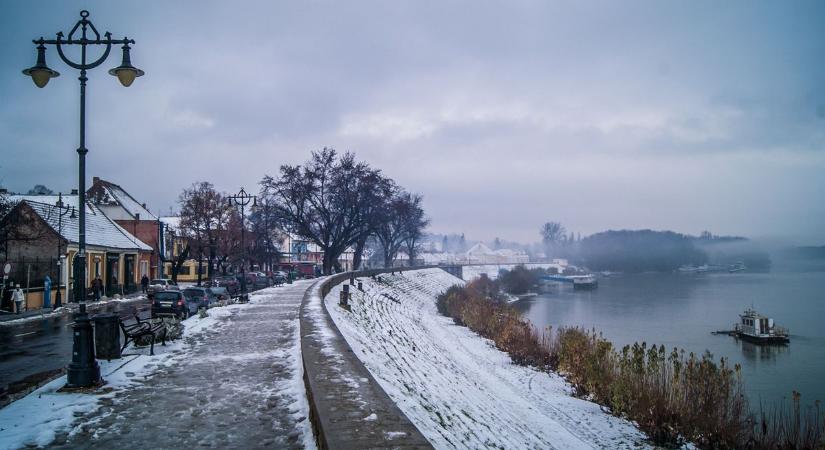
1, 197, 153, 310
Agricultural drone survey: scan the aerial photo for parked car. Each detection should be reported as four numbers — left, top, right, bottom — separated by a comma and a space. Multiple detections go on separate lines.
272, 271, 287, 285
148, 279, 179, 295
251, 272, 271, 289
213, 276, 240, 295
210, 286, 232, 302
182, 287, 218, 311
151, 290, 189, 319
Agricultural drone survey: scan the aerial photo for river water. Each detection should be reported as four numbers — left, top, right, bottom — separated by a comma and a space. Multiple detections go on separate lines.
510, 266, 825, 409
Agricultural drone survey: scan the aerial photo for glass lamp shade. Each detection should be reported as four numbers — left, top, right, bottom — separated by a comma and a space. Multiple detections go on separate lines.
23, 65, 60, 88
23, 43, 60, 88
114, 68, 138, 87
109, 42, 144, 87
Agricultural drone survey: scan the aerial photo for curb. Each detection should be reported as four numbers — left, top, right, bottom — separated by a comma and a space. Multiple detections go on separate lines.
300, 267, 436, 450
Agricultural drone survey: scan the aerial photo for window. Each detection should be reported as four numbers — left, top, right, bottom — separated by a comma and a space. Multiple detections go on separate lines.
140, 261, 149, 278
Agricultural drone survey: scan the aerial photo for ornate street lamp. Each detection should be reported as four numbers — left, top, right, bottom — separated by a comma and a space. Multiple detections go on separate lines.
227, 188, 256, 302
53, 192, 76, 309
23, 10, 144, 388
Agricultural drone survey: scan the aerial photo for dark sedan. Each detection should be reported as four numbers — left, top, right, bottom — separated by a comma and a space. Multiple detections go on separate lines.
183, 287, 218, 312
151, 291, 189, 319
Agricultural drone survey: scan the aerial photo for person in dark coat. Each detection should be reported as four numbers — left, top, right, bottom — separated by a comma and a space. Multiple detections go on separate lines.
92, 277, 101, 301
141, 274, 149, 294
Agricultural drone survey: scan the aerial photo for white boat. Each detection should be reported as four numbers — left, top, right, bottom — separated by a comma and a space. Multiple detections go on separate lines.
734, 308, 789, 344
570, 274, 598, 290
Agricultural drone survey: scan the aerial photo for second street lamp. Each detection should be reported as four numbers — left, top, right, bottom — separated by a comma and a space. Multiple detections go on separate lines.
23, 10, 144, 388
227, 188, 256, 303
53, 192, 76, 309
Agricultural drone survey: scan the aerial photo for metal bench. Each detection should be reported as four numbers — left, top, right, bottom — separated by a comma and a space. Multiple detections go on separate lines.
119, 314, 167, 356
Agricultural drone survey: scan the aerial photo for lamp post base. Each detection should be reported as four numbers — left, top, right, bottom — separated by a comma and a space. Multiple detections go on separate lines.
65, 304, 102, 388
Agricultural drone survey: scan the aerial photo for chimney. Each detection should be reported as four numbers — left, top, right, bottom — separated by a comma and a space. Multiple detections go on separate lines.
93, 176, 100, 184
135, 213, 140, 221
142, 203, 147, 209
70, 189, 78, 195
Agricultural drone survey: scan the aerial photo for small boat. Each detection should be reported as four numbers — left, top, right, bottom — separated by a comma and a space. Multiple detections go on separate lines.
571, 274, 598, 290
728, 262, 746, 273
734, 308, 789, 344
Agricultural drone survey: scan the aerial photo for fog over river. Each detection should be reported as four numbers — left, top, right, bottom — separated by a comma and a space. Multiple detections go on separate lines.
511, 267, 825, 409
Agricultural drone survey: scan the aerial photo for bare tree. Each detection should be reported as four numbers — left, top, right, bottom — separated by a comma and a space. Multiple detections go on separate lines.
540, 221, 567, 259
401, 192, 428, 266
179, 182, 226, 285
351, 173, 395, 270
374, 191, 407, 268
260, 148, 388, 275
540, 222, 566, 245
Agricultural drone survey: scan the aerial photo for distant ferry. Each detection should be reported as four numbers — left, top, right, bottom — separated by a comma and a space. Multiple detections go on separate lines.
734, 308, 789, 344
571, 274, 598, 290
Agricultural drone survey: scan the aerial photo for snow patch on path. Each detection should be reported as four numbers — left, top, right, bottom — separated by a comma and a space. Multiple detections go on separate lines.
0, 294, 307, 450
325, 268, 650, 449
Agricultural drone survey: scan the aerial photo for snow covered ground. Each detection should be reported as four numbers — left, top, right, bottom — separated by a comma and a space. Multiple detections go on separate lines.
325, 268, 650, 449
0, 282, 316, 450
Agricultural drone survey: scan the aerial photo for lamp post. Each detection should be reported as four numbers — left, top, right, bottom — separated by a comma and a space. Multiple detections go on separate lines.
53, 192, 76, 309
23, 10, 144, 388
227, 188, 256, 302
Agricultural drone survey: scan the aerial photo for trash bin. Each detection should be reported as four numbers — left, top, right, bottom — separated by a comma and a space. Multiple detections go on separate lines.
93, 313, 122, 361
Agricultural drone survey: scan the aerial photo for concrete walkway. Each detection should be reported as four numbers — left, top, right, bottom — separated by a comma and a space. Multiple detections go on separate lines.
50, 280, 316, 449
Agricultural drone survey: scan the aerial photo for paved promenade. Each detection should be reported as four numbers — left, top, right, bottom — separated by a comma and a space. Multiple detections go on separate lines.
50, 280, 316, 449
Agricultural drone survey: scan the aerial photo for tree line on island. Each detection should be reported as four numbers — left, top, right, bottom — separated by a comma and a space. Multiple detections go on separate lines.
537, 221, 772, 273
169, 148, 429, 282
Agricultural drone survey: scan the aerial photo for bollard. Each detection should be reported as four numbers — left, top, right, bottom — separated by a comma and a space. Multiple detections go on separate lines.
92, 313, 121, 361
339, 290, 348, 307
358, 281, 363, 291
350, 273, 355, 285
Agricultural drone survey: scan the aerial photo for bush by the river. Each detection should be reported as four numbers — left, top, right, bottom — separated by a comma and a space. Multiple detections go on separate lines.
436, 277, 824, 449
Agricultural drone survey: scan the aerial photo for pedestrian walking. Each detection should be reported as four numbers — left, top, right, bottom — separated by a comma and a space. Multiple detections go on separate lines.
92, 277, 101, 301
141, 274, 149, 294
12, 284, 25, 314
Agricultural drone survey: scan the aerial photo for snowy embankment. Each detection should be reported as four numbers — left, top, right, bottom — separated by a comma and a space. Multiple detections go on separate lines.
0, 303, 238, 449
325, 268, 649, 449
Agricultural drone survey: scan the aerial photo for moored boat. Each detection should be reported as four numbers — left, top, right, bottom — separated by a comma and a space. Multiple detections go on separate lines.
571, 274, 598, 290
734, 308, 789, 344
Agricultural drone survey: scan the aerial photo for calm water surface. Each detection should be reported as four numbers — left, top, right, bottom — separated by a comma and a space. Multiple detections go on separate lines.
512, 268, 825, 408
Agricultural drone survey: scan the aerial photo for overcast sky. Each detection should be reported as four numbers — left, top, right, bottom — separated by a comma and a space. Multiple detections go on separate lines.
2, 1, 824, 244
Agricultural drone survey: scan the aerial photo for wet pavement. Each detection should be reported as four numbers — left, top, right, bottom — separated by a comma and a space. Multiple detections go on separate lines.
49, 280, 315, 449
0, 298, 151, 403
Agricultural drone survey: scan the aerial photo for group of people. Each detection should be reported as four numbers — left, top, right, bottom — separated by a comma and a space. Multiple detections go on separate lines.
2, 274, 152, 315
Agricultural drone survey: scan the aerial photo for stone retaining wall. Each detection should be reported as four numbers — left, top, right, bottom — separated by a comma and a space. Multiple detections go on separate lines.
300, 267, 436, 449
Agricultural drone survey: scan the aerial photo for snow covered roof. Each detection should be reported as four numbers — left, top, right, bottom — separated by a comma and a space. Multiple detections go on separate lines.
16, 198, 153, 251
465, 242, 496, 256
87, 178, 157, 220
159, 216, 181, 233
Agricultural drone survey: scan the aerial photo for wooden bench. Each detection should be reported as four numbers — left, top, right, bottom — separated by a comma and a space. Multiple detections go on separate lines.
119, 314, 167, 356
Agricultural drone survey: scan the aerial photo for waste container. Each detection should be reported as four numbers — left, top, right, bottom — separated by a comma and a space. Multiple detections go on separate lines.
93, 313, 122, 361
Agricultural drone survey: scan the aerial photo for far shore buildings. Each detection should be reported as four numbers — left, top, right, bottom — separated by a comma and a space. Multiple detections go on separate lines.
420, 242, 530, 265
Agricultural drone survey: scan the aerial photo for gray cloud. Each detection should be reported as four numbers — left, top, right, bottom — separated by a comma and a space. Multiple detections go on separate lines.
2, 1, 824, 244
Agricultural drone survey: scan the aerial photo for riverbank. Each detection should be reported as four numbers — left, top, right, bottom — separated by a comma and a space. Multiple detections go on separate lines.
324, 268, 649, 449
